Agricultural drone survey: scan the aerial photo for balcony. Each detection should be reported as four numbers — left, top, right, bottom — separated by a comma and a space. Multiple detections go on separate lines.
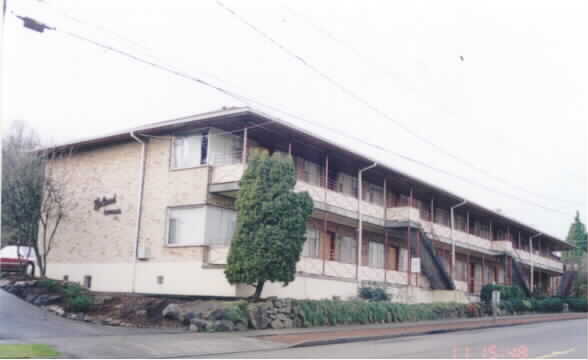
206, 158, 563, 274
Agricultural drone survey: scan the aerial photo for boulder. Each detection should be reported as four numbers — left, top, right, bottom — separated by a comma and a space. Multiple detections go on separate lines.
247, 302, 273, 329
33, 295, 49, 306
208, 309, 229, 321
46, 295, 63, 305
162, 303, 182, 321
47, 305, 65, 316
146, 300, 169, 321
233, 320, 248, 331
212, 320, 234, 332
25, 294, 38, 303
93, 295, 114, 306
83, 315, 94, 322
182, 312, 199, 325
190, 318, 211, 332
135, 309, 147, 318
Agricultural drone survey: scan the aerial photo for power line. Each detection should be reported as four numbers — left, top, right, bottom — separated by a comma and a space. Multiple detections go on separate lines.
217, 0, 584, 209
29, 0, 583, 209
11, 11, 576, 219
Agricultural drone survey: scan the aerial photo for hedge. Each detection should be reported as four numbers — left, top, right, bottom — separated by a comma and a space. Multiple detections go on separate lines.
291, 300, 483, 328
500, 297, 588, 314
480, 284, 525, 304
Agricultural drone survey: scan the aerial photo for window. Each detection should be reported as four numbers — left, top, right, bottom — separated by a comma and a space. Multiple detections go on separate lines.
206, 207, 237, 246
166, 207, 205, 246
336, 235, 357, 264
366, 184, 384, 205
302, 227, 321, 258
207, 131, 242, 165
173, 134, 205, 169
368, 241, 385, 268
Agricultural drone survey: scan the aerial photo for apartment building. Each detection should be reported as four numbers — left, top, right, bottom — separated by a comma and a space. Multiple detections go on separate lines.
41, 107, 573, 303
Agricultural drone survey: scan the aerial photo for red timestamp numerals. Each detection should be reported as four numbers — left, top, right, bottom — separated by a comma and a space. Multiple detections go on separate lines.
453, 344, 529, 358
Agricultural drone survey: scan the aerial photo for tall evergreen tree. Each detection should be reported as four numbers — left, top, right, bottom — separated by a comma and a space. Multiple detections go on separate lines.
225, 151, 313, 300
564, 211, 587, 259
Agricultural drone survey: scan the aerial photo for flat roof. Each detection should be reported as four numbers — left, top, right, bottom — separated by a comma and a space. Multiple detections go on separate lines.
42, 106, 574, 250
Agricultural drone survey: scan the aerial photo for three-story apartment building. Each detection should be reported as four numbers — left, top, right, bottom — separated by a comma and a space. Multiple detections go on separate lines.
41, 107, 573, 303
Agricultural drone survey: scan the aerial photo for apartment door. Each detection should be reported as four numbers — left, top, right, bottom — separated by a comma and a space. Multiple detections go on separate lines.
328, 231, 337, 261
469, 263, 476, 293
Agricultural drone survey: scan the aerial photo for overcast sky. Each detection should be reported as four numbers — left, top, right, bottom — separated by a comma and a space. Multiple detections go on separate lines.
2, 0, 586, 238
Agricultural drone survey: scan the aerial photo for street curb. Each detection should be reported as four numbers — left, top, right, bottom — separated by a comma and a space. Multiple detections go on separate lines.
287, 314, 588, 348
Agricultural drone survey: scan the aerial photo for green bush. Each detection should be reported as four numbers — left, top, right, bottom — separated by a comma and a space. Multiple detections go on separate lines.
63, 283, 84, 298
68, 295, 92, 313
480, 284, 525, 304
564, 297, 588, 312
37, 279, 61, 292
358, 287, 390, 302
533, 298, 564, 313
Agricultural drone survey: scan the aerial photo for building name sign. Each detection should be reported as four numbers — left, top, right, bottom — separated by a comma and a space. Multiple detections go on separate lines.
94, 194, 121, 215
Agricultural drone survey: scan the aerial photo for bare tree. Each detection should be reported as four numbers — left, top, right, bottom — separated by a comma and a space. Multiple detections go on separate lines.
2, 121, 73, 277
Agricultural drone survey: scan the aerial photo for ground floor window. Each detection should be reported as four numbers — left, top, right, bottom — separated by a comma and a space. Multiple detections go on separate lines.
166, 206, 206, 245
368, 241, 385, 268
302, 226, 321, 258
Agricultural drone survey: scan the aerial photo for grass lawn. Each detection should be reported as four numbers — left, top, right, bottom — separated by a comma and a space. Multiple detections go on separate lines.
0, 344, 59, 358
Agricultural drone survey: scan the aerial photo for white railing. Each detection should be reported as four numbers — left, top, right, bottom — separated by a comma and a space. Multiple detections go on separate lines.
208, 151, 242, 166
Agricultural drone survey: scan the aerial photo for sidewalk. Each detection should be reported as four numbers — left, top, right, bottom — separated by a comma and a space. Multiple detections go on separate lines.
252, 312, 588, 348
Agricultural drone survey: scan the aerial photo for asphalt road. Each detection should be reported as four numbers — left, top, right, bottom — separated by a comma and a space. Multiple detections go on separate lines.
218, 318, 588, 359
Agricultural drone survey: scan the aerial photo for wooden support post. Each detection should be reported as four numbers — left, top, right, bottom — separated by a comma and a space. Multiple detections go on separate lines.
482, 256, 485, 286
288, 143, 292, 156
416, 230, 420, 287
466, 211, 470, 233
322, 155, 328, 275
407, 188, 413, 286
241, 127, 248, 163
430, 198, 435, 222
384, 179, 388, 283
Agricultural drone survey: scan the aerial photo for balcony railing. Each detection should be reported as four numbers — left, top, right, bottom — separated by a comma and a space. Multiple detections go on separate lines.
206, 160, 563, 273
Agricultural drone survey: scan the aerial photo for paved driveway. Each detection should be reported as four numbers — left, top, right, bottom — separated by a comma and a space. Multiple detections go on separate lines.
0, 289, 282, 358
0, 288, 168, 341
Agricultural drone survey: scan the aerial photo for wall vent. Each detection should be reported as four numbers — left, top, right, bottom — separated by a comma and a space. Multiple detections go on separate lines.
157, 275, 164, 285
63, 275, 69, 281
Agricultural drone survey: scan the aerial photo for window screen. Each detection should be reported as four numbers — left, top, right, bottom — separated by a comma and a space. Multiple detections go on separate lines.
206, 207, 237, 246
167, 207, 205, 245
336, 235, 357, 264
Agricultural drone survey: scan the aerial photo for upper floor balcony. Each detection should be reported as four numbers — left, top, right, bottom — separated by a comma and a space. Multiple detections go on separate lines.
207, 149, 564, 274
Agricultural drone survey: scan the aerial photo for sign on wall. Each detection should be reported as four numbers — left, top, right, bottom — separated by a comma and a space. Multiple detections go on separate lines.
94, 194, 121, 216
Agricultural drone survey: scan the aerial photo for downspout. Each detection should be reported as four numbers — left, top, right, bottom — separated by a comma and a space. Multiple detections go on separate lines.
130, 131, 147, 293
450, 200, 467, 281
356, 162, 377, 283
529, 233, 542, 293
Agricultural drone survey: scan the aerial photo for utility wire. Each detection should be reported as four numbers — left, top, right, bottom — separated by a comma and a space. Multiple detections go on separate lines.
11, 11, 575, 219
217, 0, 584, 209
30, 0, 583, 209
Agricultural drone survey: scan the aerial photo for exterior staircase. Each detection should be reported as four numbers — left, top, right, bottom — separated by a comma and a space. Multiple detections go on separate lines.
511, 258, 532, 297
387, 224, 455, 290
557, 271, 577, 297
416, 229, 455, 290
